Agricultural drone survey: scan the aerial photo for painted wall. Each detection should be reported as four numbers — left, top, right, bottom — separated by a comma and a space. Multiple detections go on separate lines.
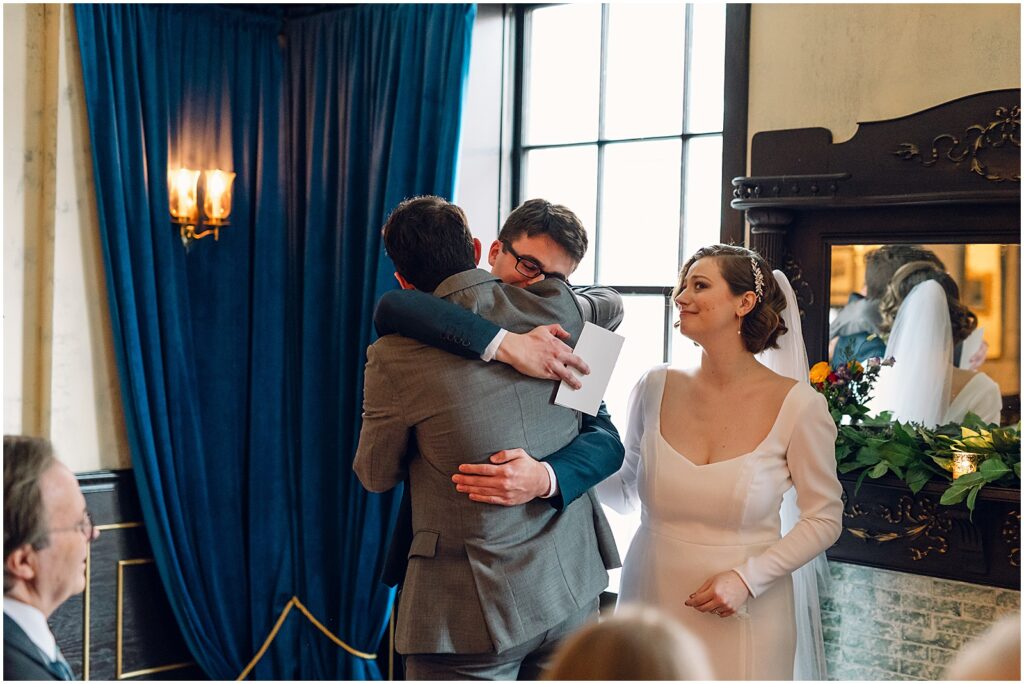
748, 3, 1021, 143
3, 4, 130, 472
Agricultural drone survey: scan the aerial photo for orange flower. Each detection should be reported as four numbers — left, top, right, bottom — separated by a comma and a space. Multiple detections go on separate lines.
809, 361, 831, 385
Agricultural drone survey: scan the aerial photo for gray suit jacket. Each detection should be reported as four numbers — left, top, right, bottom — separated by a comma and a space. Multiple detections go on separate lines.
354, 268, 619, 655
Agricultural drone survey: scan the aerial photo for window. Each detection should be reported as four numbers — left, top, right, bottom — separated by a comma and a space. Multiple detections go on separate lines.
512, 3, 737, 589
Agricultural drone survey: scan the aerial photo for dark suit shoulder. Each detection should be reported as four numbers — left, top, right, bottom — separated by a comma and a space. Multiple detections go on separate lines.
4, 618, 60, 681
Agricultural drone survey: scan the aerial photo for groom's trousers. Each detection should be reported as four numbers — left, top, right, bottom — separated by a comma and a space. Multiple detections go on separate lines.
402, 596, 599, 680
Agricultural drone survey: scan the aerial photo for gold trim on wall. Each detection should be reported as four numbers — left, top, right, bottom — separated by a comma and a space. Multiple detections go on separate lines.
116, 558, 194, 680
82, 520, 145, 680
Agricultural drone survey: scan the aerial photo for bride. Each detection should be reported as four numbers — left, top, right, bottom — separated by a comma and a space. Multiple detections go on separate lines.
597, 244, 843, 680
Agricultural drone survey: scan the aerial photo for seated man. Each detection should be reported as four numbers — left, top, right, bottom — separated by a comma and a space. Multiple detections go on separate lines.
4, 435, 99, 681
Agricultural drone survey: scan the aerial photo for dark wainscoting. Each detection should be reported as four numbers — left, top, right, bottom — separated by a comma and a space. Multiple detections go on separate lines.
48, 470, 205, 681
827, 472, 1020, 590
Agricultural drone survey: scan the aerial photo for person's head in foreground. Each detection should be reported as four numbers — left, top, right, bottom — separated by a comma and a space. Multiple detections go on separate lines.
4, 435, 98, 617
944, 612, 1020, 680
673, 243, 788, 354
543, 605, 713, 680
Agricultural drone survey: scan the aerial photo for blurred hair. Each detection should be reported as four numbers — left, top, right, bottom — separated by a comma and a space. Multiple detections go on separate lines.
674, 244, 788, 354
498, 199, 588, 266
4, 435, 57, 592
382, 196, 475, 292
878, 261, 978, 344
543, 605, 712, 681
864, 245, 945, 300
945, 612, 1020, 680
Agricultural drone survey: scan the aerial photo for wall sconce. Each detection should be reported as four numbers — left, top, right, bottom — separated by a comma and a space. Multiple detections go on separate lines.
951, 451, 979, 480
168, 168, 235, 245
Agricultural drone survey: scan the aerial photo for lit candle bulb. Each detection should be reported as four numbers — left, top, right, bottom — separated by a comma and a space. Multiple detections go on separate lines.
203, 169, 235, 224
951, 452, 978, 480
168, 168, 200, 223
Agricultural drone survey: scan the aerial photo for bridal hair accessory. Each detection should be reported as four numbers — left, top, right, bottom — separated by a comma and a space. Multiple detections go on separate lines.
750, 258, 765, 302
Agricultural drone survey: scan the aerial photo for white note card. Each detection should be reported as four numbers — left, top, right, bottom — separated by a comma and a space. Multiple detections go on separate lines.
554, 322, 625, 417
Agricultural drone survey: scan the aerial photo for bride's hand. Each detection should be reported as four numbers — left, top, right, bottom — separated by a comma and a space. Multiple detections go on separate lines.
685, 570, 751, 618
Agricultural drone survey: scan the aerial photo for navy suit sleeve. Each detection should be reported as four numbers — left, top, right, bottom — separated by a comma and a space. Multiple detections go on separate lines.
374, 289, 501, 358
542, 401, 625, 510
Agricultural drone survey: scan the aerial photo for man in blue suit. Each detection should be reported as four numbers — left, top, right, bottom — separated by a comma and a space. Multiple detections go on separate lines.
4, 436, 99, 680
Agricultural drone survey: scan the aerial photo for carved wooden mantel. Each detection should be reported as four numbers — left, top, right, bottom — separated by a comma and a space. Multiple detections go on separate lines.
829, 473, 1019, 590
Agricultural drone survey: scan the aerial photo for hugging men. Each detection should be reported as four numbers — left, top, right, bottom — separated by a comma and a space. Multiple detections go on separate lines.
354, 197, 623, 679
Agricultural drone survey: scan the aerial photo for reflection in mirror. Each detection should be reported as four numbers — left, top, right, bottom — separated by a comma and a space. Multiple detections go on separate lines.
828, 244, 1020, 425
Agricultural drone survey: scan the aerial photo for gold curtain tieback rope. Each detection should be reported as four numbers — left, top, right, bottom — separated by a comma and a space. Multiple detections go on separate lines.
237, 595, 376, 680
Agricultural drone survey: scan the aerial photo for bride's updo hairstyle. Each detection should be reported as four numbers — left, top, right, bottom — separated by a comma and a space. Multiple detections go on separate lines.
879, 261, 978, 344
673, 244, 788, 354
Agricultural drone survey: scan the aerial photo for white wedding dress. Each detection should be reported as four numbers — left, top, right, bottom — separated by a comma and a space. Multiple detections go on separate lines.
598, 356, 843, 676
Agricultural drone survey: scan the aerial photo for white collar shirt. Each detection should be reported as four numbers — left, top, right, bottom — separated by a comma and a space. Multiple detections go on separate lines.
4, 596, 58, 662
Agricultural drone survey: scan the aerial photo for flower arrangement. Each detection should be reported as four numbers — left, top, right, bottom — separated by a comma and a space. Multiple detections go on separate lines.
810, 358, 1021, 514
809, 356, 893, 425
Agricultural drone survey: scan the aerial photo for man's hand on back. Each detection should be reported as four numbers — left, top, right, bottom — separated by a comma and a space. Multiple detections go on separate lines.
494, 324, 589, 389
452, 449, 551, 506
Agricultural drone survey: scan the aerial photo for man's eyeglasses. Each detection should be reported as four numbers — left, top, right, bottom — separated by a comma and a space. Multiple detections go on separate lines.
500, 240, 566, 282
50, 510, 95, 541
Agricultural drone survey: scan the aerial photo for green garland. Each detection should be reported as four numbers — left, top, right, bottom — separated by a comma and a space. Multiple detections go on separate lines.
810, 358, 1020, 514
834, 412, 1021, 515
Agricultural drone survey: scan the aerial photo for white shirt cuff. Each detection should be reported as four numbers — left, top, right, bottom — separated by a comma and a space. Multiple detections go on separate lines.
539, 461, 559, 499
480, 328, 509, 362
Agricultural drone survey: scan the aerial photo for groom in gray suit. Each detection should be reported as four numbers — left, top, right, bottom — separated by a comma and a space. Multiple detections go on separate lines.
354, 196, 620, 679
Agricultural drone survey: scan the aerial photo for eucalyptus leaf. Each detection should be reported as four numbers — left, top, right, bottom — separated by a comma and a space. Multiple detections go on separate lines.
979, 458, 1010, 477
940, 486, 969, 505
966, 485, 980, 514
868, 462, 889, 479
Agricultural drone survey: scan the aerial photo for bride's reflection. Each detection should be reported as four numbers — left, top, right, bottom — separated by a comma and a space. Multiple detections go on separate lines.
828, 244, 1019, 427
870, 261, 1002, 426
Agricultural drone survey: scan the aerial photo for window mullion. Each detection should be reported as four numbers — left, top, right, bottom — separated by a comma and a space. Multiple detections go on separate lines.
678, 3, 695, 274
593, 2, 610, 284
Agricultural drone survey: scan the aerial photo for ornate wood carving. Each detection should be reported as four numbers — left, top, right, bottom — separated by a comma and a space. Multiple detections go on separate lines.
891, 105, 1021, 182
1004, 510, 1020, 568
780, 254, 813, 320
829, 473, 1019, 589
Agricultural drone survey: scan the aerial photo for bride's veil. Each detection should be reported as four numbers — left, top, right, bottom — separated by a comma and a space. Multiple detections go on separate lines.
756, 270, 830, 681
869, 279, 953, 428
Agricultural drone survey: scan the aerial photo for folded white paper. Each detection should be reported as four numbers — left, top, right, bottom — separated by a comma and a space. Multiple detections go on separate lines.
555, 322, 625, 417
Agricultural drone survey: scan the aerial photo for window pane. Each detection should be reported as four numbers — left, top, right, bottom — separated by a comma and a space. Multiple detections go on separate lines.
602, 294, 667, 593
524, 5, 601, 145
522, 146, 598, 284
685, 3, 726, 133
682, 135, 723, 261
604, 4, 685, 139
599, 140, 681, 286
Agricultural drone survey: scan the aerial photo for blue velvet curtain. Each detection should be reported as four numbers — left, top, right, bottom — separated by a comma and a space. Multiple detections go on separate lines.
74, 3, 474, 679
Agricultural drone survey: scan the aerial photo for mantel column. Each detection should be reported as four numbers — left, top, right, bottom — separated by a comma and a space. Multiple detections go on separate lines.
746, 208, 793, 269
